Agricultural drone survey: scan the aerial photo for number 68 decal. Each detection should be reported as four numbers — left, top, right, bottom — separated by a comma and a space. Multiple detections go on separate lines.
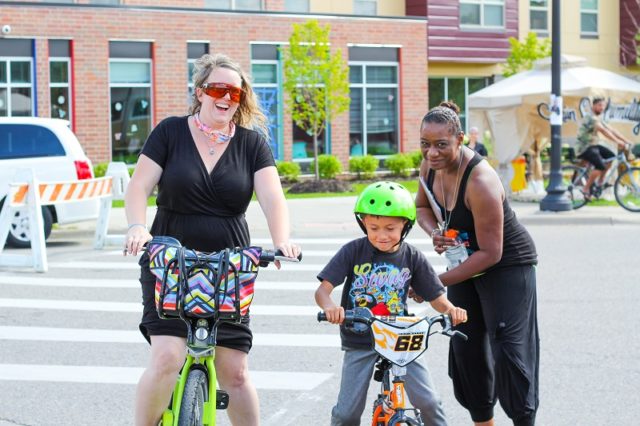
393, 334, 425, 351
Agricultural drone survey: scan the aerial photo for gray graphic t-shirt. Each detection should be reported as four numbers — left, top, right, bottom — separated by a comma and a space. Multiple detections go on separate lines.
317, 237, 445, 349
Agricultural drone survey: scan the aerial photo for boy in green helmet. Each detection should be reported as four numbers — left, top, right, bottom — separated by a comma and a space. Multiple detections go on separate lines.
315, 181, 467, 426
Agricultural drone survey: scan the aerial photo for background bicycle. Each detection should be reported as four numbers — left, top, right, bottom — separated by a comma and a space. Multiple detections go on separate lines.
318, 308, 467, 426
561, 147, 640, 211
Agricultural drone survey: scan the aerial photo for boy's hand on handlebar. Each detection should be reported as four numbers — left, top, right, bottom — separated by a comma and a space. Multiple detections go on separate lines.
323, 306, 345, 324
446, 306, 468, 326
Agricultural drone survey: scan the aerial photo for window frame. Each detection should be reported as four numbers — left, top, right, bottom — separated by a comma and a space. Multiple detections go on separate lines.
348, 60, 400, 158
529, 0, 549, 35
428, 76, 491, 133
49, 57, 72, 125
459, 0, 506, 30
204, 0, 264, 10
353, 0, 377, 16
0, 57, 34, 117
579, 0, 598, 38
108, 57, 153, 163
251, 58, 283, 160
284, 0, 309, 13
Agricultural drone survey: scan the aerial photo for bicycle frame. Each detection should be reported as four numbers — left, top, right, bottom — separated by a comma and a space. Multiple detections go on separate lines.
371, 360, 418, 426
318, 309, 466, 426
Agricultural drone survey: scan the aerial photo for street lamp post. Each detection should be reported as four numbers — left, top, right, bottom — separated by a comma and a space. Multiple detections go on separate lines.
540, 0, 572, 211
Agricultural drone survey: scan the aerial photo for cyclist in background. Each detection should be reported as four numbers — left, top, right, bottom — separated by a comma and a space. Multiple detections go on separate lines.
315, 181, 467, 426
576, 97, 632, 199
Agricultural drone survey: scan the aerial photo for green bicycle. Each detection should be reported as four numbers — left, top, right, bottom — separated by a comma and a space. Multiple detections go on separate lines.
147, 236, 301, 425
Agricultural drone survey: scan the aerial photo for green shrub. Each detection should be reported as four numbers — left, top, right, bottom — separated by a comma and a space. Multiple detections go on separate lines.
385, 153, 414, 177
93, 162, 109, 178
409, 150, 424, 169
276, 161, 301, 182
311, 154, 343, 179
349, 155, 378, 179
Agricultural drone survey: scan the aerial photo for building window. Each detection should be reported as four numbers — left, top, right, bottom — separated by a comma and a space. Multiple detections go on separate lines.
109, 41, 152, 164
530, 0, 548, 35
354, 0, 377, 15
349, 47, 399, 158
284, 0, 309, 13
428, 77, 491, 132
580, 0, 598, 37
460, 0, 505, 28
251, 44, 282, 160
187, 42, 209, 106
205, 0, 262, 10
49, 40, 72, 125
0, 39, 34, 117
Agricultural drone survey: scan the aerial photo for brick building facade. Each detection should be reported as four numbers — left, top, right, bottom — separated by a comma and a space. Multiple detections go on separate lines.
0, 1, 428, 171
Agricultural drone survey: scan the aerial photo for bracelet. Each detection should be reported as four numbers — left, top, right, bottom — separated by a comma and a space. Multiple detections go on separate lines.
128, 223, 148, 231
430, 228, 441, 238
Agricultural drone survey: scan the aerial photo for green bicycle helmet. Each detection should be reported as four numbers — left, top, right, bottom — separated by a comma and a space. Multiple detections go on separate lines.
354, 181, 416, 239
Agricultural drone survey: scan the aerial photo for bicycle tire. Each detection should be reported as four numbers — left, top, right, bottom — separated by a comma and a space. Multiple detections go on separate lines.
561, 165, 589, 209
178, 368, 209, 426
614, 167, 640, 212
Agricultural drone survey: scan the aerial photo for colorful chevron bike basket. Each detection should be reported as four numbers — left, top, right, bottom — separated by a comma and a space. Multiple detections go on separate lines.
147, 236, 261, 320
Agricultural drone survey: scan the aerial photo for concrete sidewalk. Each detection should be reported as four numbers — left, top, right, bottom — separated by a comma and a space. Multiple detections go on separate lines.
61, 197, 640, 242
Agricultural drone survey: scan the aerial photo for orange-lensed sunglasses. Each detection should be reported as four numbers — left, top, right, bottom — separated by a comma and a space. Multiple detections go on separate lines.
201, 83, 244, 103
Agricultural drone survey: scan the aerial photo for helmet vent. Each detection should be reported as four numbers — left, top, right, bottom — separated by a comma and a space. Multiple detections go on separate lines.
385, 201, 391, 206
369, 199, 375, 205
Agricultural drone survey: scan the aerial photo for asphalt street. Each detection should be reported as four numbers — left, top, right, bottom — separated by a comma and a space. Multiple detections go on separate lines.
0, 197, 638, 425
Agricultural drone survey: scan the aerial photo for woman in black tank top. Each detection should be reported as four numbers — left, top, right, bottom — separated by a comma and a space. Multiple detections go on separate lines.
414, 102, 539, 426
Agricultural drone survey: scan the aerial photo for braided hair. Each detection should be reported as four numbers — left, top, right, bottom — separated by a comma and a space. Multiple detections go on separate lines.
421, 101, 463, 136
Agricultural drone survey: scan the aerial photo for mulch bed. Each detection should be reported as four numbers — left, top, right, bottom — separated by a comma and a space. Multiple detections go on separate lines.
286, 179, 354, 194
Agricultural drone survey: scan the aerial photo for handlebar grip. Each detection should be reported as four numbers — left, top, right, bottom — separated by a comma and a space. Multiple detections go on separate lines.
317, 312, 327, 322
274, 249, 303, 262
452, 330, 469, 341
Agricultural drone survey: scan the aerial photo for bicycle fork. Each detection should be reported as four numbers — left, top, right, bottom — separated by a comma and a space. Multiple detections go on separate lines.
162, 353, 229, 426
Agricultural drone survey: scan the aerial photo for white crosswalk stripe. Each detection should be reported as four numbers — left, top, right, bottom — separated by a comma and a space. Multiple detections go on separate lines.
0, 234, 446, 422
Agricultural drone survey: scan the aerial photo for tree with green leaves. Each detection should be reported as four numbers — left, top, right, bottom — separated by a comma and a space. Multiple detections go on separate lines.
503, 32, 552, 77
636, 31, 640, 65
280, 20, 350, 180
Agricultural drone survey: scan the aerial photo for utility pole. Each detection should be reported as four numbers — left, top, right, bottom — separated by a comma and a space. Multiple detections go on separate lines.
540, 0, 572, 211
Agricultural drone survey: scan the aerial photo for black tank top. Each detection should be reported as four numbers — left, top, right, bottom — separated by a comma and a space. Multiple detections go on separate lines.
427, 152, 537, 270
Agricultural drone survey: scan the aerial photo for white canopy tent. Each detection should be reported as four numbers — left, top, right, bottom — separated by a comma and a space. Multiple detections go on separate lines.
469, 55, 640, 190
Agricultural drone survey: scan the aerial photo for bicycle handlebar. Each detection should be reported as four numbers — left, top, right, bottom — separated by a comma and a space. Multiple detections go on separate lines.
141, 237, 303, 266
318, 309, 468, 341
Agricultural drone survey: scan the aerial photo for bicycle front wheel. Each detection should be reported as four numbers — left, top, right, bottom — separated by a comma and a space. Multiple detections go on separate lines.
614, 167, 640, 212
562, 165, 588, 209
178, 368, 209, 426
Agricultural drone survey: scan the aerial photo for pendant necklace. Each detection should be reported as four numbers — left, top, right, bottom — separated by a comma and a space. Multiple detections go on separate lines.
439, 146, 465, 233
193, 113, 235, 155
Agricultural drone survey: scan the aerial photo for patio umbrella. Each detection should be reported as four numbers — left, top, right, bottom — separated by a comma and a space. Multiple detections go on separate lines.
469, 55, 640, 167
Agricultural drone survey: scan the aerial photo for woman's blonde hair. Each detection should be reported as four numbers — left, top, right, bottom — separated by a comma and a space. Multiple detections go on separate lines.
189, 53, 269, 140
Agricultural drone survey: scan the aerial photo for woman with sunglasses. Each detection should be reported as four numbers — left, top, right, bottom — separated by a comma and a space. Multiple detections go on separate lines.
124, 53, 300, 426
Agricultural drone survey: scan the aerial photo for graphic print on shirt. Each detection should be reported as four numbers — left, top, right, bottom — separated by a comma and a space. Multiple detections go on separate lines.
350, 262, 411, 316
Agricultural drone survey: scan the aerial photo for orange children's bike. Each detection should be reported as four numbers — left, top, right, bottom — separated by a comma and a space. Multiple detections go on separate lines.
318, 308, 467, 426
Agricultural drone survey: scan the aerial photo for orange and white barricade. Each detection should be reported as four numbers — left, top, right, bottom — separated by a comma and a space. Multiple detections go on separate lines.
0, 162, 129, 272
0, 169, 113, 272
94, 162, 130, 250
